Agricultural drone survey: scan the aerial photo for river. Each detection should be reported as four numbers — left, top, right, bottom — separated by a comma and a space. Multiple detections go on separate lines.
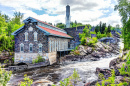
7, 39, 124, 86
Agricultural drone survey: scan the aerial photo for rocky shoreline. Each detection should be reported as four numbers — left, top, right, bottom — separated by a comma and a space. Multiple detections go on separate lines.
61, 41, 120, 63
84, 50, 130, 86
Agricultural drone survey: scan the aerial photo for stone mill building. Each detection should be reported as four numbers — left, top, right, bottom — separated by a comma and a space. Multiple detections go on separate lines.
12, 17, 72, 65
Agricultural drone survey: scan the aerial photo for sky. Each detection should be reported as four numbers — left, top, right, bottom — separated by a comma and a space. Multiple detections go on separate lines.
0, 0, 122, 27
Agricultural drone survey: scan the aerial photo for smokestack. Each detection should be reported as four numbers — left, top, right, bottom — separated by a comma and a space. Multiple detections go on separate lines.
66, 5, 70, 28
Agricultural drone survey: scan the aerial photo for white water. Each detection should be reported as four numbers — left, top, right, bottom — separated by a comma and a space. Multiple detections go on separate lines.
55, 39, 124, 85
8, 39, 124, 86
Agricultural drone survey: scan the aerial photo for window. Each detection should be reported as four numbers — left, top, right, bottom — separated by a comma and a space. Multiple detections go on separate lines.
20, 43, 24, 52
28, 26, 33, 31
25, 32, 28, 41
39, 43, 42, 53
34, 32, 37, 41
29, 43, 33, 52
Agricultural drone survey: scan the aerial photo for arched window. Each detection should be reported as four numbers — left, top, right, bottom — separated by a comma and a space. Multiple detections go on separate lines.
39, 43, 42, 53
24, 32, 28, 41
20, 43, 24, 52
29, 43, 33, 52
34, 32, 37, 41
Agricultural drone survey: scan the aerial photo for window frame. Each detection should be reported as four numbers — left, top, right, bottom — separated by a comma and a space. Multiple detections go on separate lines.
34, 31, 38, 41
38, 43, 43, 53
29, 43, 33, 53
20, 43, 24, 52
24, 32, 28, 41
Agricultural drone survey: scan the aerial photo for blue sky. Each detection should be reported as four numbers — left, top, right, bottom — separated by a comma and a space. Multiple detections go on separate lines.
0, 0, 121, 27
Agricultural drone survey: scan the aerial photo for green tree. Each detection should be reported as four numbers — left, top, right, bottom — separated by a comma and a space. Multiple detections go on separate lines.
114, 0, 130, 25
107, 24, 111, 33
56, 23, 65, 29
95, 25, 100, 33
12, 11, 24, 25
115, 0, 130, 49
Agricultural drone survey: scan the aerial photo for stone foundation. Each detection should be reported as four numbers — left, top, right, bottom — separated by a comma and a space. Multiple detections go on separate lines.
14, 53, 49, 64
48, 52, 57, 65
14, 52, 57, 65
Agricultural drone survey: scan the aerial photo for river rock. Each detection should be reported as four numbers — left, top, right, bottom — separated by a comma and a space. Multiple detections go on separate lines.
33, 79, 54, 86
96, 67, 111, 79
114, 76, 124, 84
91, 51, 101, 58
109, 58, 117, 69
86, 47, 93, 54
78, 45, 87, 55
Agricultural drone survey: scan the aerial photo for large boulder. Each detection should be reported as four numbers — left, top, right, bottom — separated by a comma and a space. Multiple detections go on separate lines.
78, 45, 87, 55
86, 47, 93, 54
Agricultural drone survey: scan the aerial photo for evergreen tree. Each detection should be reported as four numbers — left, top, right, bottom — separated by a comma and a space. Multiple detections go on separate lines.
108, 24, 111, 33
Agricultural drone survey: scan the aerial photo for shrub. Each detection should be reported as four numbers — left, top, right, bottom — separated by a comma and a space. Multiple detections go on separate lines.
32, 55, 45, 64
0, 34, 14, 51
58, 69, 80, 86
0, 66, 12, 86
87, 37, 98, 47
74, 50, 80, 55
80, 37, 86, 45
18, 74, 33, 86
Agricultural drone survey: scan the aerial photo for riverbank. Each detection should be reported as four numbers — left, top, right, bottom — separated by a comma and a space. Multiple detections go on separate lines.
7, 39, 123, 86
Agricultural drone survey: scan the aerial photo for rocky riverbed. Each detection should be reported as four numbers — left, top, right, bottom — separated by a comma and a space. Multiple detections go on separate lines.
7, 39, 124, 86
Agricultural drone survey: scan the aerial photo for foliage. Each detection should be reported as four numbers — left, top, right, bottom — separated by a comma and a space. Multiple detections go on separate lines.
0, 66, 12, 86
80, 37, 86, 45
19, 74, 33, 86
53, 69, 80, 86
114, 0, 130, 25
75, 46, 78, 50
87, 37, 98, 47
0, 34, 14, 51
32, 55, 45, 64
119, 51, 130, 76
115, 0, 130, 50
96, 32, 107, 39
90, 31, 96, 34
56, 23, 65, 29
74, 50, 80, 55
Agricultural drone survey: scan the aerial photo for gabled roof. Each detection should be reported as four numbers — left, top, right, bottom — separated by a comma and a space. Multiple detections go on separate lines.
37, 25, 71, 38
12, 17, 72, 38
23, 17, 66, 33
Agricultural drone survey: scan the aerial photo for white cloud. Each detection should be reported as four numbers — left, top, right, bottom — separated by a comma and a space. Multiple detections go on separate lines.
0, 0, 122, 27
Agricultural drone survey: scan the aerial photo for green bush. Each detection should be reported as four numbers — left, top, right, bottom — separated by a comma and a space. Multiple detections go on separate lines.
57, 69, 80, 86
87, 37, 98, 47
0, 34, 14, 51
0, 66, 12, 86
74, 50, 80, 55
96, 32, 107, 39
80, 37, 86, 45
32, 55, 45, 64
18, 74, 33, 86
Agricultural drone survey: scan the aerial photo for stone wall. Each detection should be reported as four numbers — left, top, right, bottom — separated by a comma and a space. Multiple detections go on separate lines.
14, 52, 49, 64
15, 23, 49, 53
48, 52, 57, 65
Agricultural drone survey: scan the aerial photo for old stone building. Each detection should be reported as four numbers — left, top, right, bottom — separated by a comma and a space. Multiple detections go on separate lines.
65, 26, 96, 49
65, 26, 86, 49
12, 17, 72, 65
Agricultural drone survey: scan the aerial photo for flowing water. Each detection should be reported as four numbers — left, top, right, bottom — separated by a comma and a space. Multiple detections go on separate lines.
8, 39, 124, 86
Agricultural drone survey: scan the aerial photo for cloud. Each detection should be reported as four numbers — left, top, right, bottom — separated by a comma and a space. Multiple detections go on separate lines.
0, 0, 122, 27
